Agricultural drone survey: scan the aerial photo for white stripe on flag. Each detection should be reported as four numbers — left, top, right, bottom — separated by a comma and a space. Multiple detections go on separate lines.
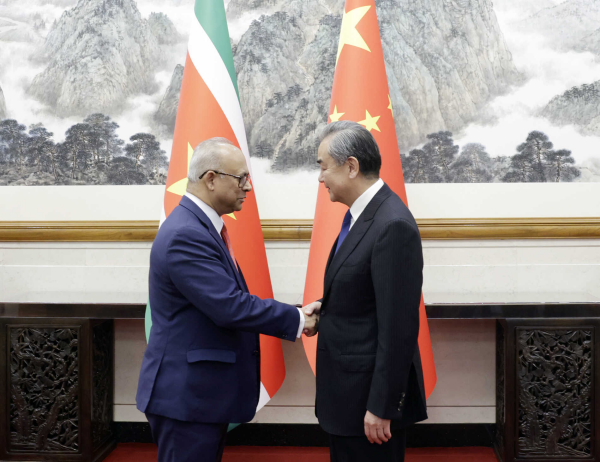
159, 206, 167, 228
257, 382, 270, 412
187, 20, 252, 173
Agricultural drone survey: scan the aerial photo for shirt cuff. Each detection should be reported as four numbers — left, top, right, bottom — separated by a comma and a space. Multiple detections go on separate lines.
296, 307, 305, 338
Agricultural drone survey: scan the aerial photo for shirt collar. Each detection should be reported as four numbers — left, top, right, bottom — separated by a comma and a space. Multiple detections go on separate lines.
349, 178, 385, 226
184, 192, 224, 234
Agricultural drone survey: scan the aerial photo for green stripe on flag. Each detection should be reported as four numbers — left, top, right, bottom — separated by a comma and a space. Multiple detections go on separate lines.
145, 300, 152, 341
194, 0, 239, 99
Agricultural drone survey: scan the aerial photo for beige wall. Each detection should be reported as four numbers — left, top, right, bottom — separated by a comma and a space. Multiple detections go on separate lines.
2, 237, 599, 424
2, 182, 599, 424
2, 183, 600, 221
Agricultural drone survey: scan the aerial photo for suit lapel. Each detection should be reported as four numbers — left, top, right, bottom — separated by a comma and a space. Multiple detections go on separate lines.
324, 237, 337, 275
179, 196, 246, 291
207, 227, 247, 291
323, 218, 373, 297
323, 184, 393, 297
238, 265, 250, 292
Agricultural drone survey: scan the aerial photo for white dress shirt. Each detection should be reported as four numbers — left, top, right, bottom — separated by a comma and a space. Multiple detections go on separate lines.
185, 192, 224, 234
348, 178, 384, 230
184, 193, 305, 337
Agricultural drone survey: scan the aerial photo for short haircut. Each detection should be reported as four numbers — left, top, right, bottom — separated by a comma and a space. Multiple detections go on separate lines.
187, 137, 235, 183
319, 121, 381, 178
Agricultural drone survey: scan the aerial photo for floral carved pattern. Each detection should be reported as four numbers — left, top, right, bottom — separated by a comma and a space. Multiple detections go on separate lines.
92, 321, 113, 450
9, 327, 79, 453
517, 329, 592, 458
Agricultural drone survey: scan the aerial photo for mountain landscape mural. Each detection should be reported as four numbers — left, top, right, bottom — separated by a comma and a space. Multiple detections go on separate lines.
1, 0, 600, 185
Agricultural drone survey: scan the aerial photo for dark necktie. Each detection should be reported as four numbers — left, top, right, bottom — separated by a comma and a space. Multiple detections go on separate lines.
334, 210, 352, 255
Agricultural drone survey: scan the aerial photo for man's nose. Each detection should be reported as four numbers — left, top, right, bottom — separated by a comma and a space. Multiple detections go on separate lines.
318, 172, 324, 183
243, 181, 252, 192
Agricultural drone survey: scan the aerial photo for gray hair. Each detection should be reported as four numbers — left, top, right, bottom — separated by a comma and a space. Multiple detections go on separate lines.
187, 137, 235, 183
318, 121, 381, 178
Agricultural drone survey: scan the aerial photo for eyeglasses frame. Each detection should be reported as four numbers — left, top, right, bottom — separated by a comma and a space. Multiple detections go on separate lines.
199, 170, 251, 188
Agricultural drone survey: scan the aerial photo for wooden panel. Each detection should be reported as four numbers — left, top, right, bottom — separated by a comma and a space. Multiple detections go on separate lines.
261, 220, 312, 241
497, 319, 600, 462
0, 221, 158, 242
418, 217, 600, 240
0, 217, 599, 242
0, 318, 116, 461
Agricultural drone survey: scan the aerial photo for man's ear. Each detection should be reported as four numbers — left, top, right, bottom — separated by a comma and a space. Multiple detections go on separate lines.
204, 171, 217, 191
347, 157, 360, 179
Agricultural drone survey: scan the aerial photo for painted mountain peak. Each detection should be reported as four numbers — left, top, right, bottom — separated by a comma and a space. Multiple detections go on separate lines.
226, 0, 521, 171
27, 0, 174, 117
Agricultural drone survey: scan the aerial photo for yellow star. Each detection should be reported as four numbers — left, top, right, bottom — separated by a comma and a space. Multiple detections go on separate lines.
388, 95, 393, 118
226, 213, 237, 220
167, 143, 195, 196
329, 105, 345, 122
336, 5, 371, 66
358, 110, 381, 132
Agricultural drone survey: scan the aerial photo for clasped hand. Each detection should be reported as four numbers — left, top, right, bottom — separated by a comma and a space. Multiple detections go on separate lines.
301, 301, 321, 336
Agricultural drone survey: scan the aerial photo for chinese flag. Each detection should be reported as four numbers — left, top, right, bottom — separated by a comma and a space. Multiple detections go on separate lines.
302, 0, 437, 397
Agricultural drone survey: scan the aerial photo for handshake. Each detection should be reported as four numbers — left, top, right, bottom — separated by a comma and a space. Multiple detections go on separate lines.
300, 301, 322, 337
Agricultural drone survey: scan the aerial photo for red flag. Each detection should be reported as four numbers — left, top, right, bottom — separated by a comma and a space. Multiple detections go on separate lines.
302, 0, 437, 397
147, 0, 286, 410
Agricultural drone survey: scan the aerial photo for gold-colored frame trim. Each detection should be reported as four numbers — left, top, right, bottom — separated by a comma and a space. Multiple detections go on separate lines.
0, 218, 599, 241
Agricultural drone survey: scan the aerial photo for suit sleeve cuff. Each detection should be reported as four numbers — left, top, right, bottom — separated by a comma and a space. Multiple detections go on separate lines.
296, 308, 305, 338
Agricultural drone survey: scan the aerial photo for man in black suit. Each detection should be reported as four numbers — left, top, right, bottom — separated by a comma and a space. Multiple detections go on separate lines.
305, 121, 428, 461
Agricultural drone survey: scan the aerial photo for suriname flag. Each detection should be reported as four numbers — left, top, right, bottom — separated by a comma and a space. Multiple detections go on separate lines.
145, 0, 287, 417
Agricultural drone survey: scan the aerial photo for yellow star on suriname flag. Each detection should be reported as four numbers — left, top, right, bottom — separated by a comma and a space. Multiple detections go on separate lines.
329, 105, 345, 122
167, 143, 194, 196
166, 142, 236, 219
358, 110, 381, 132
336, 5, 371, 66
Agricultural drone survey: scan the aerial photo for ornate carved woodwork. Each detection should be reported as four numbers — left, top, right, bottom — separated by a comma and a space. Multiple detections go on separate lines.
496, 321, 505, 462
496, 320, 600, 462
0, 318, 115, 461
92, 321, 113, 451
516, 328, 592, 458
9, 327, 80, 453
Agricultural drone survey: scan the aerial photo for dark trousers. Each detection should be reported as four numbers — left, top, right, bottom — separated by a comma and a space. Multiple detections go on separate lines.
329, 428, 407, 462
146, 412, 228, 462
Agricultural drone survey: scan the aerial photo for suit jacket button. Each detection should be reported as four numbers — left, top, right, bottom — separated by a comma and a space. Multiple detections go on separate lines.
282, 334, 287, 339
321, 310, 326, 316
253, 350, 259, 356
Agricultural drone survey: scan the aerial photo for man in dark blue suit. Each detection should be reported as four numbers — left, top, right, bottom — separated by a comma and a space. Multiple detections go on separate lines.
136, 137, 319, 462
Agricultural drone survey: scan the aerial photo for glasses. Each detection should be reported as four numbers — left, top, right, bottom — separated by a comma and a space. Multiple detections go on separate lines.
199, 170, 251, 188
